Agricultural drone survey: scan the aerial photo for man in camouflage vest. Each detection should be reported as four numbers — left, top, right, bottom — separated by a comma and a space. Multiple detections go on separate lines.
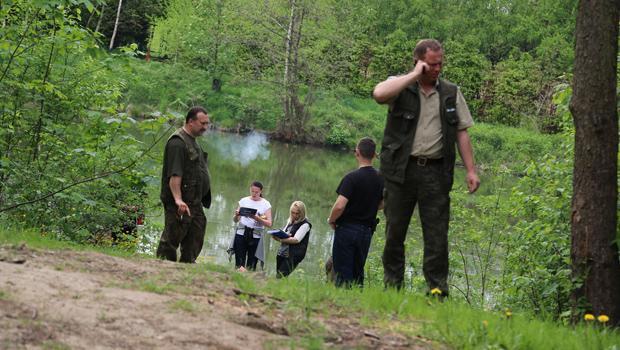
157, 106, 212, 263
373, 39, 480, 296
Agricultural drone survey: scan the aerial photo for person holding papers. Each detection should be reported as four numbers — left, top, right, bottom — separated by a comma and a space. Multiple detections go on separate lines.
270, 201, 311, 278
232, 181, 272, 271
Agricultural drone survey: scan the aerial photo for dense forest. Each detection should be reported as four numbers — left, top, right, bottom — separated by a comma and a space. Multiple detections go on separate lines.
1, 0, 618, 332
78, 0, 577, 141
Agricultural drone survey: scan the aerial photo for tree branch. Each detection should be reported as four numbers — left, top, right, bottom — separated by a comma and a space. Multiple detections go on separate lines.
0, 123, 174, 213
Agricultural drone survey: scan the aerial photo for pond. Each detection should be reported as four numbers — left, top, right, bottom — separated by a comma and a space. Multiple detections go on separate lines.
140, 129, 498, 282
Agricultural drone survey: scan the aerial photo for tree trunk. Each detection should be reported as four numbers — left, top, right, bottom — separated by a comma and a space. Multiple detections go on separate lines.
280, 0, 308, 141
109, 0, 123, 50
212, 0, 223, 91
94, 3, 106, 34
569, 0, 620, 327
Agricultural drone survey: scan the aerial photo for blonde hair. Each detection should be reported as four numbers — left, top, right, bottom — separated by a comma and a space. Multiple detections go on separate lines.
288, 201, 307, 224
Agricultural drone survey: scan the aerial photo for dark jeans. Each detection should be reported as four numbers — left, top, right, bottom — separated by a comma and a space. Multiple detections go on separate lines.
382, 160, 451, 294
332, 223, 373, 288
233, 233, 259, 270
156, 208, 206, 263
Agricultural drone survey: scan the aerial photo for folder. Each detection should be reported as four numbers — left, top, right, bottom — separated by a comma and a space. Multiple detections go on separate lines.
266, 229, 289, 239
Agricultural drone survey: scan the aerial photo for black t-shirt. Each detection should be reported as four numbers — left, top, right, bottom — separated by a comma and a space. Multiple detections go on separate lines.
336, 166, 384, 227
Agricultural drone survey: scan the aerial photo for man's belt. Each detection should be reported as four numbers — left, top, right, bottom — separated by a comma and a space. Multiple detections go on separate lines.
410, 156, 443, 166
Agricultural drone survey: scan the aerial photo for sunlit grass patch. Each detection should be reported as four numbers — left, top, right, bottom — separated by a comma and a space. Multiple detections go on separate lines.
232, 271, 258, 294
169, 298, 200, 314
41, 340, 71, 350
133, 277, 176, 295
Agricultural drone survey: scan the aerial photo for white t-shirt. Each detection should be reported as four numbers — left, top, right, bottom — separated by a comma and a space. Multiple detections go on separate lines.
237, 196, 271, 238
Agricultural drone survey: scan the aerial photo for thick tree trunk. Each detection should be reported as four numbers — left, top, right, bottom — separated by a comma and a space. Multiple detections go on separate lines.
109, 0, 123, 50
569, 0, 620, 327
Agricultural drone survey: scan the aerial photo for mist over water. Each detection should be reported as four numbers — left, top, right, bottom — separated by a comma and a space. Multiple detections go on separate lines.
210, 131, 270, 166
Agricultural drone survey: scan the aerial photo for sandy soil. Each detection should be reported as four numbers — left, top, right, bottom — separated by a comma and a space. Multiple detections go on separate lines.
0, 244, 435, 349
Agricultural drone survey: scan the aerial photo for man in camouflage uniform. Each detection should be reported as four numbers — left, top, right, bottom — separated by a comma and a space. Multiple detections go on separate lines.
157, 106, 212, 263
373, 39, 480, 295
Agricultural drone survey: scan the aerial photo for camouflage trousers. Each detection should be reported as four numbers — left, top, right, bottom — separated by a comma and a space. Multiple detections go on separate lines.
156, 207, 206, 263
382, 158, 452, 294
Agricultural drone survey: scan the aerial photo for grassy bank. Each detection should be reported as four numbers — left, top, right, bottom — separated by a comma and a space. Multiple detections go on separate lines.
117, 58, 562, 172
2, 228, 618, 349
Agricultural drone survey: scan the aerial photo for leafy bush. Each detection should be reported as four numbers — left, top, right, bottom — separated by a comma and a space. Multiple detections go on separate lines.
0, 1, 162, 248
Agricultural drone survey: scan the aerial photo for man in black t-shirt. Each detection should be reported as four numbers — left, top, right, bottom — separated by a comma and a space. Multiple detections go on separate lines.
327, 137, 384, 287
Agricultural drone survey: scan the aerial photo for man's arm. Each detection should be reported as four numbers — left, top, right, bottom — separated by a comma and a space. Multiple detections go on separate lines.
456, 129, 480, 193
372, 61, 427, 104
327, 195, 349, 230
169, 176, 190, 216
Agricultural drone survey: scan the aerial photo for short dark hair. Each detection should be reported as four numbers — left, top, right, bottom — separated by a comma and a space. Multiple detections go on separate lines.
356, 137, 376, 159
251, 181, 264, 197
186, 106, 208, 123
413, 39, 443, 62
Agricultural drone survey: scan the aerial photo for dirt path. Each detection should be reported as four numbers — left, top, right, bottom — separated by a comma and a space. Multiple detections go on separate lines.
0, 244, 434, 349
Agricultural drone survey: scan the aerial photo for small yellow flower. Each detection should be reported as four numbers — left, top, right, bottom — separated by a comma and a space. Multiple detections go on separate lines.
482, 320, 488, 327
430, 288, 442, 296
584, 314, 595, 321
505, 309, 513, 318
597, 315, 609, 323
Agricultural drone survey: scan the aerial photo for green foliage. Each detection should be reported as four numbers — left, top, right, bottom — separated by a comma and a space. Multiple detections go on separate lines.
480, 52, 542, 127
442, 40, 491, 113
147, 0, 577, 135
468, 123, 560, 171
0, 1, 166, 247
80, 0, 167, 51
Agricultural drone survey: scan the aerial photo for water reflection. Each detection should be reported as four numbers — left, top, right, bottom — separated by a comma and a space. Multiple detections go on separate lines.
145, 130, 356, 277
143, 130, 501, 287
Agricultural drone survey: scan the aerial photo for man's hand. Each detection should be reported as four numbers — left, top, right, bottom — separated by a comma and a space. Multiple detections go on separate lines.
412, 59, 428, 77
175, 199, 191, 217
465, 171, 480, 193
327, 218, 336, 230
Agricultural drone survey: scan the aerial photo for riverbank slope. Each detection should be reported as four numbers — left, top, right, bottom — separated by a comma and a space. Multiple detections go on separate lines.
2, 230, 618, 349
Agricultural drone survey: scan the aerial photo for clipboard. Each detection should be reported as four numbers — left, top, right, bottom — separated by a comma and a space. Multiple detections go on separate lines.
239, 207, 257, 217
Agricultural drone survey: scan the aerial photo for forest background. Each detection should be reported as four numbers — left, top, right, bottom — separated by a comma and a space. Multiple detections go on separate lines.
0, 0, 617, 330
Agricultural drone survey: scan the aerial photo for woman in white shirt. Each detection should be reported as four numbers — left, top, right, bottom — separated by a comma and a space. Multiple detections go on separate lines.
272, 201, 311, 277
233, 181, 272, 270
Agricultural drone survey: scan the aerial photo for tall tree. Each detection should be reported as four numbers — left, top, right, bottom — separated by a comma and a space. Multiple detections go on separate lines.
279, 0, 310, 141
569, 0, 619, 326
109, 0, 122, 50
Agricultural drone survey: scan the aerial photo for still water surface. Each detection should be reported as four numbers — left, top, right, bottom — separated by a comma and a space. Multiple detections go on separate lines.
141, 130, 487, 280
143, 130, 358, 276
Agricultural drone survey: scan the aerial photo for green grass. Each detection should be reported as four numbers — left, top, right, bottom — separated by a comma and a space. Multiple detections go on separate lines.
0, 289, 8, 300
3, 227, 617, 349
41, 340, 71, 350
254, 274, 620, 349
169, 299, 200, 314
0, 227, 146, 259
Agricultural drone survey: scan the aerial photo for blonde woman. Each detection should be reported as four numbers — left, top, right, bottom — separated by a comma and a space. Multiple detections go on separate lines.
272, 201, 312, 277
